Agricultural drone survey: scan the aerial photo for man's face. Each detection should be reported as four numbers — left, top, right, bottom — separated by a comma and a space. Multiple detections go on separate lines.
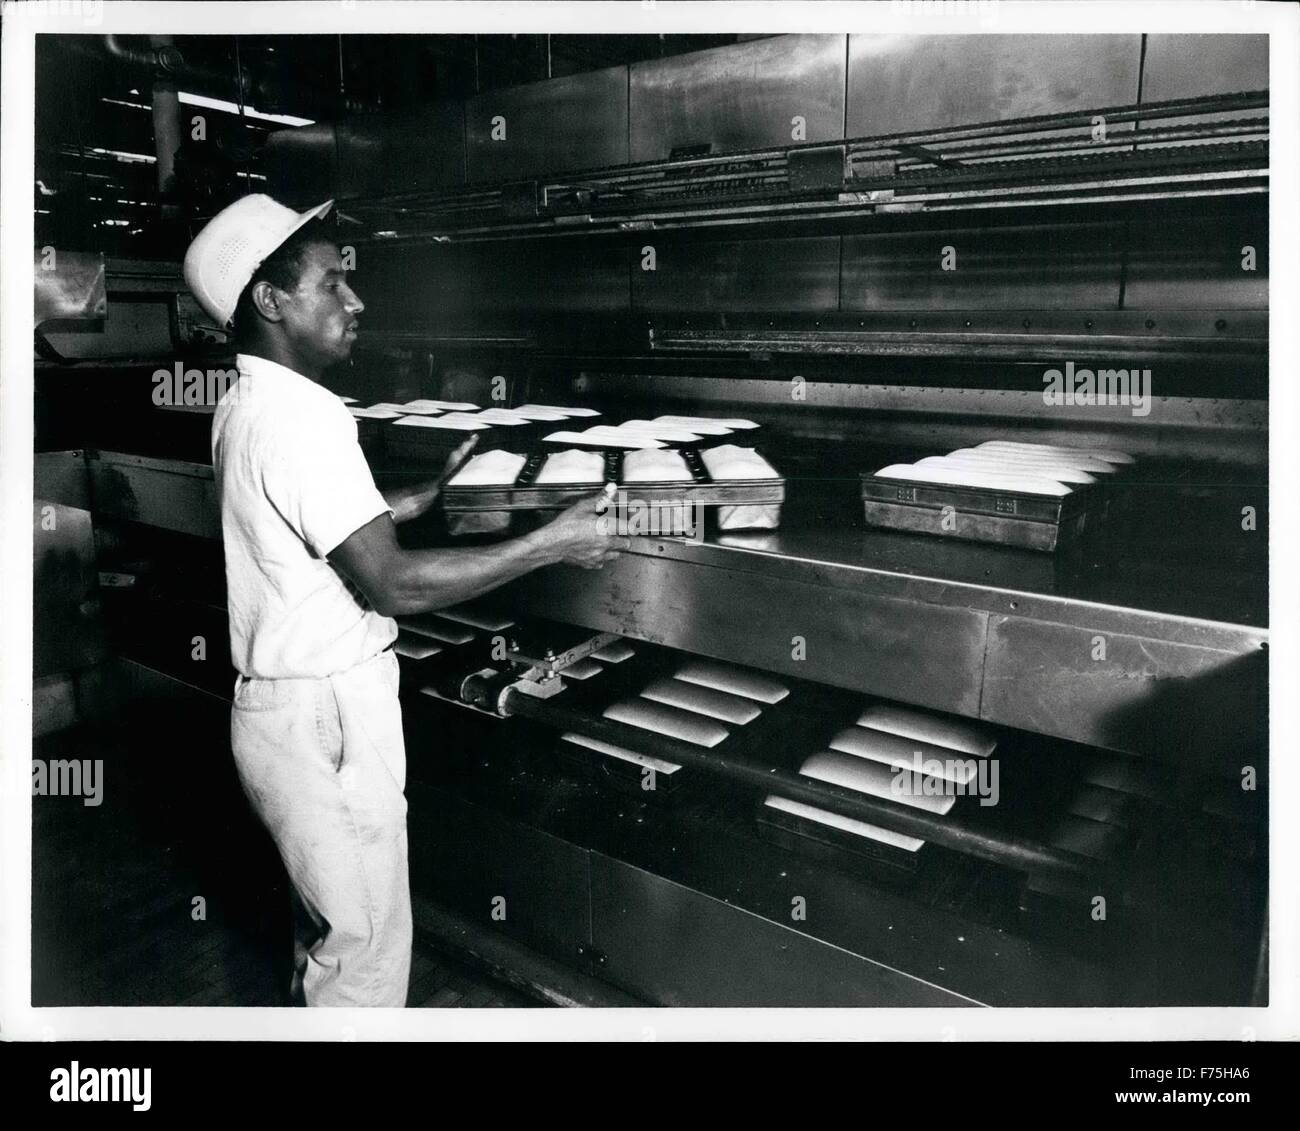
275, 239, 364, 369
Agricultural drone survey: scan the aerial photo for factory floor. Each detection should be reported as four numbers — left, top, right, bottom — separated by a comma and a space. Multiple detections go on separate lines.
31, 693, 542, 1009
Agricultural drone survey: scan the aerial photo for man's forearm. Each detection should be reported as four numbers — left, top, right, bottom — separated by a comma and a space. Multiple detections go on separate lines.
382, 528, 561, 614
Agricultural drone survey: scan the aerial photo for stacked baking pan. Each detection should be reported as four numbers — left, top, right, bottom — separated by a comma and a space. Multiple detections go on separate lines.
860, 440, 1136, 552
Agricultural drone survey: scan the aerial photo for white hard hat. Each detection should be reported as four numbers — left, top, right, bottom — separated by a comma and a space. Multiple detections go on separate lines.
183, 194, 334, 328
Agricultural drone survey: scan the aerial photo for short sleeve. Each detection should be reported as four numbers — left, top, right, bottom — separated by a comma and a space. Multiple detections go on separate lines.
260, 400, 394, 558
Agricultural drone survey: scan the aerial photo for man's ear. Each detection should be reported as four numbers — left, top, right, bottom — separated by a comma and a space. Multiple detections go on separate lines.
249, 279, 284, 323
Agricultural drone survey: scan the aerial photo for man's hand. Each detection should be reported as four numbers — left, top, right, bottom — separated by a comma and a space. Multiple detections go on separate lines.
381, 435, 479, 523
542, 484, 631, 570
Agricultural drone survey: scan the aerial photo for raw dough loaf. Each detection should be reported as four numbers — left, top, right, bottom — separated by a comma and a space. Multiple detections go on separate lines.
874, 461, 1072, 496
447, 449, 527, 486
534, 449, 606, 484
936, 452, 1099, 484
621, 450, 693, 482
700, 445, 780, 480
977, 440, 1134, 465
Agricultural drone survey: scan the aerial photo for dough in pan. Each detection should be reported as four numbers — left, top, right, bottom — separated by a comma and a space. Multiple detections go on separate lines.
447, 449, 528, 486
855, 703, 996, 758
700, 445, 780, 480
639, 676, 762, 725
674, 659, 789, 704
561, 733, 681, 774
932, 452, 1099, 484
603, 697, 730, 748
977, 440, 1134, 465
950, 446, 1114, 474
830, 726, 977, 786
699, 446, 783, 529
621, 449, 693, 482
534, 449, 606, 484
874, 461, 1072, 496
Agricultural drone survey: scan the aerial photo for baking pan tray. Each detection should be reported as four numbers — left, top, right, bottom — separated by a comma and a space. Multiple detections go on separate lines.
859, 473, 1106, 553
443, 447, 785, 512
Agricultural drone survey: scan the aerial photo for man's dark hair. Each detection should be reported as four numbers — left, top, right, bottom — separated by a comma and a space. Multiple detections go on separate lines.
230, 220, 335, 342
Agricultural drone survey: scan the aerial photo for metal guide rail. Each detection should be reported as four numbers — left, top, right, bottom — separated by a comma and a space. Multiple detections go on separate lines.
342, 91, 1268, 242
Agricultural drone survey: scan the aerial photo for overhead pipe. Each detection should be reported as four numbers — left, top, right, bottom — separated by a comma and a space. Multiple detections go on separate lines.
147, 35, 181, 197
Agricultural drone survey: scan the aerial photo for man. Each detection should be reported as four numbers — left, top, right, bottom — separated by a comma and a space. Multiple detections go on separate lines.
183, 194, 625, 1007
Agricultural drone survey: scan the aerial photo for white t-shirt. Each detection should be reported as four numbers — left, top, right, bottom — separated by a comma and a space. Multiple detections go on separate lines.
212, 353, 397, 679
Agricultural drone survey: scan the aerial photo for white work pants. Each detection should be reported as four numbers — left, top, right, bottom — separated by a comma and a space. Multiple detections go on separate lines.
229, 648, 411, 1007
